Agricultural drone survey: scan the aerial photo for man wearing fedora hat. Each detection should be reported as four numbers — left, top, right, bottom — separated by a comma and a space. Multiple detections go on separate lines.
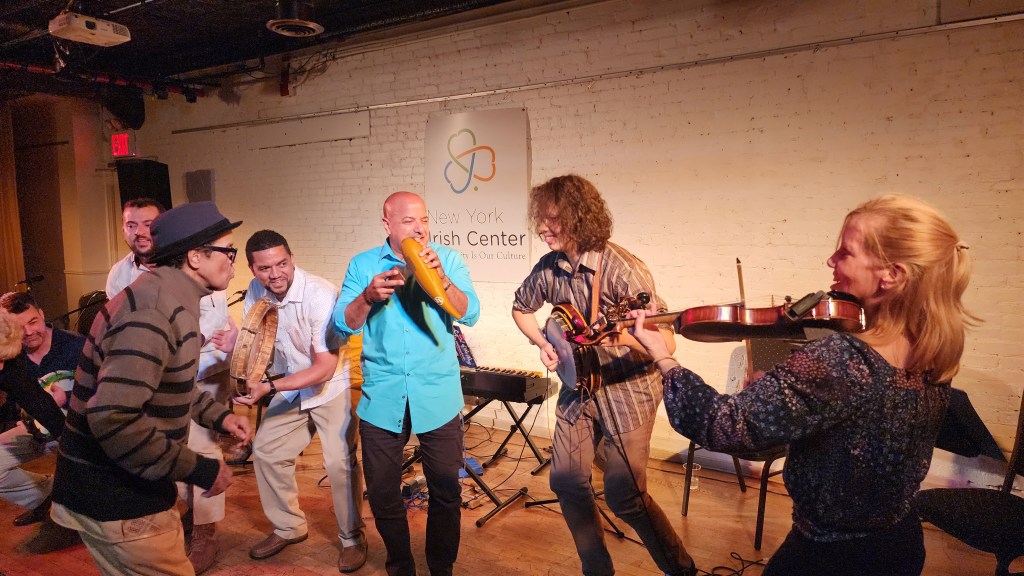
50, 202, 252, 576
106, 198, 241, 574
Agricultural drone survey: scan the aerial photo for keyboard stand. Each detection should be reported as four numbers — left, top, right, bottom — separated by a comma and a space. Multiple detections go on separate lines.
403, 446, 529, 527
464, 398, 551, 475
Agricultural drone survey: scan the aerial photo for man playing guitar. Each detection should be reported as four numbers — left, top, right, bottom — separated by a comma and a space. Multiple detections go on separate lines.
511, 174, 696, 576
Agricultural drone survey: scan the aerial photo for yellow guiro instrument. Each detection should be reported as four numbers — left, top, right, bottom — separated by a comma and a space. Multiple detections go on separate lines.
401, 237, 460, 317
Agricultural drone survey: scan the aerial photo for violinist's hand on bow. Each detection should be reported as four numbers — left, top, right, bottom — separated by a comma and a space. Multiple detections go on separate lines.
745, 370, 766, 387
364, 266, 405, 305
627, 308, 673, 361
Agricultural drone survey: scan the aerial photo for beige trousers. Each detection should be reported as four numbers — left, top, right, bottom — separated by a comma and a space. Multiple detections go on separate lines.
52, 502, 194, 576
176, 370, 232, 525
253, 388, 364, 546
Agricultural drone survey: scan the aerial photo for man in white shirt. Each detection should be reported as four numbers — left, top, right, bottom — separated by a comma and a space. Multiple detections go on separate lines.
236, 230, 365, 572
105, 197, 237, 574
105, 198, 163, 299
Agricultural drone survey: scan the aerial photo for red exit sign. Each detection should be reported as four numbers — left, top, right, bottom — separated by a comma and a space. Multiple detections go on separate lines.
111, 132, 136, 158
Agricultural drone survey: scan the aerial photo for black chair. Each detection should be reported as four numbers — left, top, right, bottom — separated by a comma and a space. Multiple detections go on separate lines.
681, 339, 796, 551
682, 441, 786, 551
915, 392, 1024, 576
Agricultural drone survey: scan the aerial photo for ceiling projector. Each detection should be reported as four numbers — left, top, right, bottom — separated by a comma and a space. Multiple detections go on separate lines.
49, 12, 131, 47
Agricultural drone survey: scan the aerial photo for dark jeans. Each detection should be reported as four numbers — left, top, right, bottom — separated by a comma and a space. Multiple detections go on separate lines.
550, 400, 694, 576
361, 409, 464, 576
764, 514, 925, 576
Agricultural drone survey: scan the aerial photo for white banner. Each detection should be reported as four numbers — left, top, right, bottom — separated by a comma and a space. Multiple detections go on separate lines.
424, 108, 531, 282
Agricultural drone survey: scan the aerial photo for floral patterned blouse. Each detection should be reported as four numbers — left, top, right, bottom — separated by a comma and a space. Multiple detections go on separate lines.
663, 332, 949, 541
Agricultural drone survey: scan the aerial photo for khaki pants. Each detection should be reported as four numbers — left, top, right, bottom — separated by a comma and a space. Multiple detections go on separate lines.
52, 502, 194, 576
253, 388, 364, 546
177, 371, 231, 525
550, 400, 693, 576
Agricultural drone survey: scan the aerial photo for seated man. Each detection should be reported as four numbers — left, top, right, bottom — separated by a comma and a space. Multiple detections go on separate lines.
0, 309, 66, 531
0, 291, 84, 527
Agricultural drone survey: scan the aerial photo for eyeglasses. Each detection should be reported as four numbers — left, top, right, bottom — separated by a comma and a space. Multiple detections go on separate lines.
203, 245, 237, 263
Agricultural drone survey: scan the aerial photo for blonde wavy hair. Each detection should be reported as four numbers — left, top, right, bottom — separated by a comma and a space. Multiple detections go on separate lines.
0, 311, 24, 361
846, 195, 979, 382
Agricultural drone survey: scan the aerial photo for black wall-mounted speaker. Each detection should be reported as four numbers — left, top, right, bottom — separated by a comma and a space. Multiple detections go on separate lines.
116, 159, 171, 210
185, 169, 214, 203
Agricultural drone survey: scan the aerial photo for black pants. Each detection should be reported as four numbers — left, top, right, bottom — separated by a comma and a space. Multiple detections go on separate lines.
765, 514, 925, 576
361, 409, 464, 576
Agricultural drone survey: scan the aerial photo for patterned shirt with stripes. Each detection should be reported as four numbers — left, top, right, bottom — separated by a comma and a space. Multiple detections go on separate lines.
513, 242, 667, 434
53, 266, 231, 521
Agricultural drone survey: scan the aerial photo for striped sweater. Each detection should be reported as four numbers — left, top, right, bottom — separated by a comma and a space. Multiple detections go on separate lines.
53, 266, 231, 521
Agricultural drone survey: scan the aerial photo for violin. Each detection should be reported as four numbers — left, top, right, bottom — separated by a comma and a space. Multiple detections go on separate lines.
551, 290, 866, 347
675, 290, 866, 343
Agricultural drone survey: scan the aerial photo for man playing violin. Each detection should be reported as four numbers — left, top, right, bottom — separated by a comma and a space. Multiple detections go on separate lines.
629, 195, 976, 576
511, 175, 696, 576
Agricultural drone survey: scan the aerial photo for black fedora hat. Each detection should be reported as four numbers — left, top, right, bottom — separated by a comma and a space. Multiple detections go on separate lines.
150, 202, 242, 265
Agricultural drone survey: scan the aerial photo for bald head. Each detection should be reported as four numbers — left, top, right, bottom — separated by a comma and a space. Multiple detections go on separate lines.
382, 191, 430, 256
383, 191, 424, 218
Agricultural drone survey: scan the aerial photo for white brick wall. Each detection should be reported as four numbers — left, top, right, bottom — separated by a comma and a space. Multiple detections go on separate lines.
134, 0, 1024, 485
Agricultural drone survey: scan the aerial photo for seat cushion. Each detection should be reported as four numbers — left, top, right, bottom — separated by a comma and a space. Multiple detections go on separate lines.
915, 488, 1024, 556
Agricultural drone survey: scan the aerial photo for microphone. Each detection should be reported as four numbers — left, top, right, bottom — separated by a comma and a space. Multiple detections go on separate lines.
227, 289, 248, 307
16, 275, 44, 286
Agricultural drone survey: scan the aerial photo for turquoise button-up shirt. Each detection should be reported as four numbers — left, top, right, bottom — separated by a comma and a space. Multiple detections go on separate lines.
333, 241, 480, 434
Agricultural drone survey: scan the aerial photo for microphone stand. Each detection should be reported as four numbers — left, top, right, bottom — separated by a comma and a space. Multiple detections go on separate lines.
47, 291, 108, 330
227, 289, 247, 307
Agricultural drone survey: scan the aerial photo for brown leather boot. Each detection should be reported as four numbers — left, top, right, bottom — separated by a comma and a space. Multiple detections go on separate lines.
187, 523, 220, 574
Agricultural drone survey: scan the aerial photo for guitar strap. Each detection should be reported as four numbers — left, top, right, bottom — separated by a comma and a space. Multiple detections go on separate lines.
579, 251, 604, 393
587, 251, 604, 327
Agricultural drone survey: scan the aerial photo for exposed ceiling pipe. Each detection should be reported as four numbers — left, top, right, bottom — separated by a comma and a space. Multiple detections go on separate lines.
0, 59, 54, 75
0, 59, 207, 100
103, 0, 166, 17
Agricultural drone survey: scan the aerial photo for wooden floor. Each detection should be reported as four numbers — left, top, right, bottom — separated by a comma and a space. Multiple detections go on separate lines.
0, 413, 1014, 576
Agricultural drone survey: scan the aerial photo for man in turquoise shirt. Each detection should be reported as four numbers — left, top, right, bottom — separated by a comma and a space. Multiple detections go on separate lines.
333, 191, 479, 576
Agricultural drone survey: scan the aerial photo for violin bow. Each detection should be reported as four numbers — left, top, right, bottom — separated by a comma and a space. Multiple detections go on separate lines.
736, 258, 755, 384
